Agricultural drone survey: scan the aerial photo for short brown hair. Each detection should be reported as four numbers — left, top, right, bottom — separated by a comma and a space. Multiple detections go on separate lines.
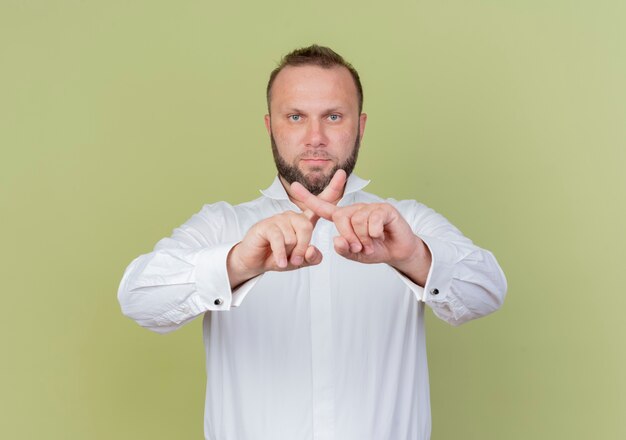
266, 44, 363, 114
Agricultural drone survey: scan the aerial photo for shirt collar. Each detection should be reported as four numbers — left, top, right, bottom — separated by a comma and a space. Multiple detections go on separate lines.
259, 173, 371, 201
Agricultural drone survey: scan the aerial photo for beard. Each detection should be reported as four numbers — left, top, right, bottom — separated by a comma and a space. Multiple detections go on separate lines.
270, 127, 361, 196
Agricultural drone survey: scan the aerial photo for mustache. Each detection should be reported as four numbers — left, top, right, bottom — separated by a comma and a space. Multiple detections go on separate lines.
298, 151, 334, 160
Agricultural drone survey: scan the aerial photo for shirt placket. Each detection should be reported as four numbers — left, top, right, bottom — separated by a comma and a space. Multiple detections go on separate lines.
308, 220, 335, 440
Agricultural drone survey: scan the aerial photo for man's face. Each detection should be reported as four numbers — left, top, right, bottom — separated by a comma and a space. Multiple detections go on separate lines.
265, 65, 367, 195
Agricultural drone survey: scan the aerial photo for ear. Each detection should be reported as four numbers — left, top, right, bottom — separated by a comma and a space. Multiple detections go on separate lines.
358, 113, 368, 140
264, 114, 271, 135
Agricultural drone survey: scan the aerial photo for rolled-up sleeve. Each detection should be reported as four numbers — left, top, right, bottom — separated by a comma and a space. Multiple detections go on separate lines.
394, 200, 507, 326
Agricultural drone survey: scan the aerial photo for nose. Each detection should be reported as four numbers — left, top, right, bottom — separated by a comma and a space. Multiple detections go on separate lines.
304, 118, 328, 148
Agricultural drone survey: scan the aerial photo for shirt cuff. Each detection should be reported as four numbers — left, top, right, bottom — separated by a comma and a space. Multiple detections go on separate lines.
194, 241, 263, 310
394, 234, 457, 303
419, 234, 457, 301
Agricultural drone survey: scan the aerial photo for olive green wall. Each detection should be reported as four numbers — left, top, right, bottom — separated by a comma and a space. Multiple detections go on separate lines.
1, 1, 624, 438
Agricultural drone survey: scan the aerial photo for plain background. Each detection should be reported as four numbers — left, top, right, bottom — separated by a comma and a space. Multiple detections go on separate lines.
1, 0, 624, 438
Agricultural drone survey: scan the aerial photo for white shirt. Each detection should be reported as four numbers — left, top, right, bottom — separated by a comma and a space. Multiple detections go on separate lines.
118, 174, 507, 440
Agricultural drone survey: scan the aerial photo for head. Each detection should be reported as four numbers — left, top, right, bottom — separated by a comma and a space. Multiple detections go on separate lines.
265, 45, 367, 195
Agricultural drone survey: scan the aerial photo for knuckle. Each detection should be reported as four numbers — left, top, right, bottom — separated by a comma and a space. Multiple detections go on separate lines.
292, 220, 312, 236
381, 204, 395, 215
351, 212, 366, 226
294, 243, 307, 254
299, 218, 313, 232
331, 210, 343, 222
269, 223, 281, 233
264, 217, 282, 231
277, 211, 294, 222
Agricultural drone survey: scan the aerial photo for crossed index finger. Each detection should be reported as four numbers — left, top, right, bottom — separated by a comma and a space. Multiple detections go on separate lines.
291, 185, 338, 222
318, 169, 347, 205
292, 169, 346, 222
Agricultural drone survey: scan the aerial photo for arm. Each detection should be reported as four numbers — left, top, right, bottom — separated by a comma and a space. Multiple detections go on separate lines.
394, 199, 507, 326
118, 172, 348, 334
291, 182, 507, 326
117, 202, 254, 334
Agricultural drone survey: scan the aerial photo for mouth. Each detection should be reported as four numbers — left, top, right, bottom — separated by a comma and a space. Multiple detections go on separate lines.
301, 159, 331, 166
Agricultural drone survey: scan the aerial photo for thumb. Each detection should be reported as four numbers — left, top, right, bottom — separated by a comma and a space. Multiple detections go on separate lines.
303, 244, 323, 266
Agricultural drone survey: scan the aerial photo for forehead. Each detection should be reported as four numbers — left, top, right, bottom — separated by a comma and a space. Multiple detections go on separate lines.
270, 65, 358, 112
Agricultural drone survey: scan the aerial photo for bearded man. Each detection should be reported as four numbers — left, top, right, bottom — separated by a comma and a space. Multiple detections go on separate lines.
118, 44, 507, 440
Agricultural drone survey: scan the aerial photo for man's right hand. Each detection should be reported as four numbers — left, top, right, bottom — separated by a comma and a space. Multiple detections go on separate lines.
226, 170, 347, 288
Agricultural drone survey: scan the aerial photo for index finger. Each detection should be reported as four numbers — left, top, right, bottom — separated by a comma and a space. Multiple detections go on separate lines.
318, 169, 347, 203
291, 181, 339, 221
299, 169, 347, 223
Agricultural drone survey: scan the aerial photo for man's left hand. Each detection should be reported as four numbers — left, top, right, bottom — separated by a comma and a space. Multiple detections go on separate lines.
291, 181, 432, 286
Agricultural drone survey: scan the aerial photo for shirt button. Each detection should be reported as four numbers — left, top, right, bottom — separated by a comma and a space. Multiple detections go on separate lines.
430, 288, 439, 295
214, 298, 224, 306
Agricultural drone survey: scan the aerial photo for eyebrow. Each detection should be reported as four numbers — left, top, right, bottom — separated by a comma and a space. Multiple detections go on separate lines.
284, 106, 346, 114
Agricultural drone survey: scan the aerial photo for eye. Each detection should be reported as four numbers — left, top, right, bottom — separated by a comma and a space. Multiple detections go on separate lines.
328, 114, 341, 121
289, 114, 301, 121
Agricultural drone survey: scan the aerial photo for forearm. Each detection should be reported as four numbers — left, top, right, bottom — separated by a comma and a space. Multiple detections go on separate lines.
393, 199, 507, 325
418, 234, 507, 325
118, 244, 236, 333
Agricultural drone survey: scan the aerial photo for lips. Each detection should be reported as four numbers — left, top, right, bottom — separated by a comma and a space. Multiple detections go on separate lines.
301, 159, 331, 168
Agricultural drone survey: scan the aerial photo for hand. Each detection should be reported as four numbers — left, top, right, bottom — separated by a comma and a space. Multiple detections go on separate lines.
291, 181, 432, 285
226, 170, 347, 287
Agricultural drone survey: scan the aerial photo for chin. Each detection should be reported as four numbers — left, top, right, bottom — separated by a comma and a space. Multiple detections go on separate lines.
302, 169, 329, 181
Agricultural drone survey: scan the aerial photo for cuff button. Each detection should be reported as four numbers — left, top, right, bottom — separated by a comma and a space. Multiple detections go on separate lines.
214, 298, 224, 306
430, 288, 439, 295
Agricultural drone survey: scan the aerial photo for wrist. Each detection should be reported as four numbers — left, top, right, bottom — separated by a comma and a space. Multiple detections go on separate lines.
392, 235, 432, 287
227, 243, 262, 288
